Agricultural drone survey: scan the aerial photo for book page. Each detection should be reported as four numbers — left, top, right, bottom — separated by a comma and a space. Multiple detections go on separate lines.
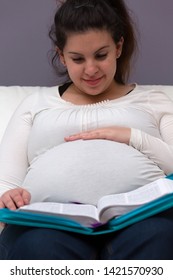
18, 178, 173, 227
19, 202, 99, 227
98, 178, 173, 222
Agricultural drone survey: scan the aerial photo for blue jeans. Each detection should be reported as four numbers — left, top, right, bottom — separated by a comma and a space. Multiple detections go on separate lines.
1, 208, 173, 259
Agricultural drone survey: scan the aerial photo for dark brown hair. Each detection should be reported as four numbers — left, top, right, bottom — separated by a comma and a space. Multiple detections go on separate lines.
49, 0, 137, 84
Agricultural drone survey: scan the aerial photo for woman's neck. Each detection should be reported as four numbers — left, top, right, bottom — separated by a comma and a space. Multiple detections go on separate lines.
61, 81, 135, 105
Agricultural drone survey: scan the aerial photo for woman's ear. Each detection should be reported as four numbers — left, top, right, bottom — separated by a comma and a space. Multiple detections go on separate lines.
116, 37, 124, 59
56, 47, 66, 66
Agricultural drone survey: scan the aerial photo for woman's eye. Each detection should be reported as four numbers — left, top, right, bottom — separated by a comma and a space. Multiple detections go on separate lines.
72, 57, 84, 63
96, 53, 107, 60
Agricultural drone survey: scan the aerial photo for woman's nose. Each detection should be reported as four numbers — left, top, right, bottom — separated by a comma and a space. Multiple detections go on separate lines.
84, 60, 99, 76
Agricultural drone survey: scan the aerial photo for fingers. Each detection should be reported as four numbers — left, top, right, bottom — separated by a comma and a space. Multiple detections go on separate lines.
0, 200, 5, 209
65, 130, 103, 142
0, 200, 6, 228
65, 133, 87, 141
0, 193, 16, 210
1, 191, 20, 210
65, 127, 117, 141
0, 222, 5, 228
65, 127, 131, 144
21, 188, 31, 205
0, 188, 31, 210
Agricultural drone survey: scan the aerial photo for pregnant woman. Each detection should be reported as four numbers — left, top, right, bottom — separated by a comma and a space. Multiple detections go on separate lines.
1, 0, 173, 260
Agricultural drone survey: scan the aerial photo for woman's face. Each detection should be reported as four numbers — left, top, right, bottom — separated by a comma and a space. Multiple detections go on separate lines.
59, 29, 123, 97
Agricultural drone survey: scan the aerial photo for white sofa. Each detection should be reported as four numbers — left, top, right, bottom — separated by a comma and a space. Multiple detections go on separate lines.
0, 85, 173, 232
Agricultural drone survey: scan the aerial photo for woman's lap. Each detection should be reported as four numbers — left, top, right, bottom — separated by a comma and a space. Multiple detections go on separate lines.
0, 225, 98, 260
101, 207, 173, 259
1, 208, 173, 260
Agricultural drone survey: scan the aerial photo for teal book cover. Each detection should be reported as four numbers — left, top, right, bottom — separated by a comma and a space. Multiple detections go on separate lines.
1, 174, 173, 235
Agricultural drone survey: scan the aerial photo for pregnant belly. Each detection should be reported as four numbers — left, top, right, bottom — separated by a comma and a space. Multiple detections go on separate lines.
23, 140, 164, 205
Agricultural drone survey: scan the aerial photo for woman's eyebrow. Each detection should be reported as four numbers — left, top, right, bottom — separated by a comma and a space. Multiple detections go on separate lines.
95, 45, 109, 53
94, 46, 110, 54
68, 46, 110, 55
68, 51, 83, 55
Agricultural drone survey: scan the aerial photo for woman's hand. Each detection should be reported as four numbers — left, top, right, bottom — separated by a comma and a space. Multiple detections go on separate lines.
0, 188, 31, 228
0, 188, 31, 210
65, 126, 131, 145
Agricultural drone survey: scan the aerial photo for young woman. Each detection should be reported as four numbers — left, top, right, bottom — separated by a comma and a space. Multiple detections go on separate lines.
0, 0, 173, 260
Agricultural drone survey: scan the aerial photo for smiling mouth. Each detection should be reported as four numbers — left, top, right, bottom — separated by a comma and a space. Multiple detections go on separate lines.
83, 77, 103, 86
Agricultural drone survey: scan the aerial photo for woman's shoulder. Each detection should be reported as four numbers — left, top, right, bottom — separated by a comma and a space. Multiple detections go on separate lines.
133, 84, 173, 113
131, 84, 172, 101
17, 86, 60, 108
25, 86, 60, 102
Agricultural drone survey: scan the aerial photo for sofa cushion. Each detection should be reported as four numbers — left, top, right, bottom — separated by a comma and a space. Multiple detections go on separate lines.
0, 86, 52, 142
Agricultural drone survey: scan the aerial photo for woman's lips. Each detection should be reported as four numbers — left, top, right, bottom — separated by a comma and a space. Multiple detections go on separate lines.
83, 77, 103, 86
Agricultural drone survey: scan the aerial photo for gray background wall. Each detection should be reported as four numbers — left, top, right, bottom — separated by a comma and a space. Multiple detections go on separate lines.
0, 0, 173, 86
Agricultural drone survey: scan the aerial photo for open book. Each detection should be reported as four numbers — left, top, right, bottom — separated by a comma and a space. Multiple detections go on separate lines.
1, 175, 173, 235
17, 177, 173, 228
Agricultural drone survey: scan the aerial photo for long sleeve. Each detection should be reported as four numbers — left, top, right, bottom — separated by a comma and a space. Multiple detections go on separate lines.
0, 95, 34, 196
130, 91, 173, 175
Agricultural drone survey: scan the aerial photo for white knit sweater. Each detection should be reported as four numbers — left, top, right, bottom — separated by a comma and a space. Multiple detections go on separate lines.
0, 85, 173, 205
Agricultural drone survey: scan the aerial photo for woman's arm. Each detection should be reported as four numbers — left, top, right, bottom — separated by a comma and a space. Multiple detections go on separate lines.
130, 118, 173, 175
0, 94, 35, 199
65, 92, 173, 175
130, 91, 173, 175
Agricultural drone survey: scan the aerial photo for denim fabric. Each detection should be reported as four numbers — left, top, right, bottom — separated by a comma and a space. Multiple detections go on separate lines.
100, 207, 173, 259
1, 208, 173, 260
0, 226, 98, 260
